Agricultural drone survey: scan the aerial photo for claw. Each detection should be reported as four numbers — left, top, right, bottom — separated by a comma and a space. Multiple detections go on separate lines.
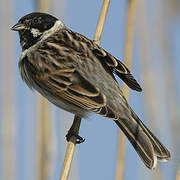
66, 131, 85, 144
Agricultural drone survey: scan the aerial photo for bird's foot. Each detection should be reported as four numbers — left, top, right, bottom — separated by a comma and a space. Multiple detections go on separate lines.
66, 131, 85, 144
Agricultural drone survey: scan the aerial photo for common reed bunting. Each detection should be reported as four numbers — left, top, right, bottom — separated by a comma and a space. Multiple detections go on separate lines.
11, 12, 170, 169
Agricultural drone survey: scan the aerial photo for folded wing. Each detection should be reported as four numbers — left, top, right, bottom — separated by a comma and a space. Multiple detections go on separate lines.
92, 47, 142, 92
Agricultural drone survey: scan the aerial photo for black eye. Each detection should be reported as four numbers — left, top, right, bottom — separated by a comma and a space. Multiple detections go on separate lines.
34, 19, 38, 23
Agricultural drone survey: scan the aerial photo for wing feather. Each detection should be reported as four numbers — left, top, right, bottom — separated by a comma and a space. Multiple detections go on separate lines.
92, 47, 142, 92
38, 68, 107, 110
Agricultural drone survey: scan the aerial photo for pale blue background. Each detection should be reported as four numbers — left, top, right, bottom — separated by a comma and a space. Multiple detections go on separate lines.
1, 0, 180, 179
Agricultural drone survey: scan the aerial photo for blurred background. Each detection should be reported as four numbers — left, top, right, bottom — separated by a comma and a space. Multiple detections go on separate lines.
0, 0, 180, 179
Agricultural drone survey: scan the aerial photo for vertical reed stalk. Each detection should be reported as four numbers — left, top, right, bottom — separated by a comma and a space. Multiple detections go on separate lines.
136, 0, 163, 179
115, 0, 137, 179
165, 1, 180, 178
0, 0, 17, 179
160, 0, 180, 169
176, 164, 180, 180
60, 116, 82, 180
59, 1, 110, 179
37, 0, 52, 179
37, 97, 52, 180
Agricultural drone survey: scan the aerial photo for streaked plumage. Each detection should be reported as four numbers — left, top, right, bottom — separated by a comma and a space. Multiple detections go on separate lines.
11, 12, 170, 169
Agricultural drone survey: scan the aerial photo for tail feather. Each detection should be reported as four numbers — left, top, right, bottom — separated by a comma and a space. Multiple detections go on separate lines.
114, 119, 157, 169
114, 110, 170, 169
130, 108, 171, 161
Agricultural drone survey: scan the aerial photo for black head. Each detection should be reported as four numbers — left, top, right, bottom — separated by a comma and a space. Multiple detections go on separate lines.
11, 12, 59, 50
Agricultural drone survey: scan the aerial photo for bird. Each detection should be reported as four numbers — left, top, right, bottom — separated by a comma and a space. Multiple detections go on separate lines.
11, 12, 170, 169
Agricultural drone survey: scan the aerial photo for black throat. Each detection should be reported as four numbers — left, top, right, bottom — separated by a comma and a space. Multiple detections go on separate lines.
19, 30, 41, 50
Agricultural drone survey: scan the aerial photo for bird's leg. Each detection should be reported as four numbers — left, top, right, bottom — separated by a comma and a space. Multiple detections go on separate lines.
66, 115, 85, 144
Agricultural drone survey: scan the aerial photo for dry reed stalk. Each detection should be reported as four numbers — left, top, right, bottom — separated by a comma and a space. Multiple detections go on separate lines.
60, 116, 82, 180
94, 0, 110, 44
37, 97, 52, 180
0, 1, 17, 179
159, 1, 180, 177
176, 164, 180, 180
136, 0, 164, 179
38, 0, 50, 13
115, 0, 137, 179
36, 0, 53, 179
59, 0, 110, 179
